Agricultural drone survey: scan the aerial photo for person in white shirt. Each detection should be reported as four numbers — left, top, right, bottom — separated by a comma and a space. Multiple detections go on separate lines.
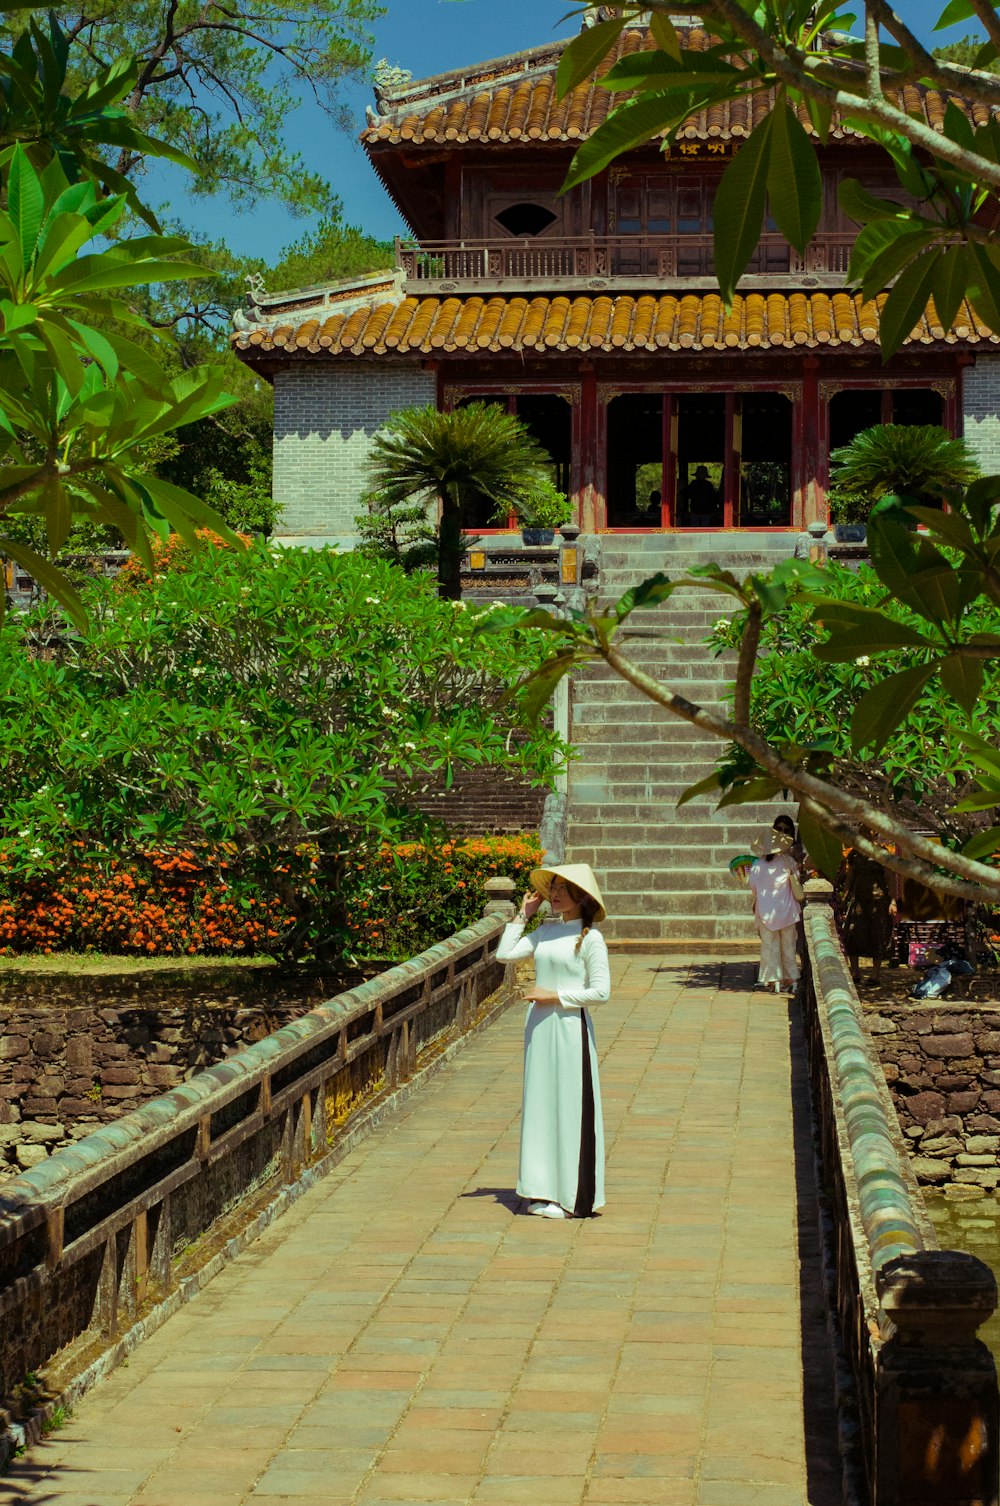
747, 828, 802, 994
496, 863, 610, 1219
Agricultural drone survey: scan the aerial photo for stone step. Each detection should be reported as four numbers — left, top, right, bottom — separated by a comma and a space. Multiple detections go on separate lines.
569, 758, 730, 779
569, 827, 775, 853
577, 885, 755, 916
600, 914, 759, 942
565, 859, 754, 891
566, 807, 777, 831
570, 737, 727, 759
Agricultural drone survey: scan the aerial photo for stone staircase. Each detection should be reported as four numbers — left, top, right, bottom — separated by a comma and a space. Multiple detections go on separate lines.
564, 532, 798, 946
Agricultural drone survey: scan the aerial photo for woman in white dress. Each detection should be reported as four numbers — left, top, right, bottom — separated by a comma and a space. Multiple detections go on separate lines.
496, 863, 610, 1219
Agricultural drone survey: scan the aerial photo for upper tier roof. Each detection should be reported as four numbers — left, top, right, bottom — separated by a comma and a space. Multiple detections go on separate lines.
362, 23, 992, 150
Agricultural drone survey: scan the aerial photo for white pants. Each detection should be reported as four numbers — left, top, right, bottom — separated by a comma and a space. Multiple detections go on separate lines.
758, 924, 799, 985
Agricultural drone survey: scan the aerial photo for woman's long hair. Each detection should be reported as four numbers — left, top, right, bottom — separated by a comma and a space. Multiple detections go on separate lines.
565, 881, 601, 954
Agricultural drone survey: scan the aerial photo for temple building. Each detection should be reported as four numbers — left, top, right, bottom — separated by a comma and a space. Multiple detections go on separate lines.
234, 17, 1000, 545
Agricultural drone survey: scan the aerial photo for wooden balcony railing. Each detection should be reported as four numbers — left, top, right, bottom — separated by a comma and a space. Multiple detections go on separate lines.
396, 233, 856, 290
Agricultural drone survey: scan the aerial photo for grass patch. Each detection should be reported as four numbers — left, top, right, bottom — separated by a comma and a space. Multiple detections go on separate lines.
0, 952, 276, 977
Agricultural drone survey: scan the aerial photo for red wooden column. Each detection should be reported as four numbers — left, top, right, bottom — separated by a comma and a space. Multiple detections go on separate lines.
662, 392, 676, 528
579, 364, 601, 532
723, 393, 739, 528
801, 356, 822, 526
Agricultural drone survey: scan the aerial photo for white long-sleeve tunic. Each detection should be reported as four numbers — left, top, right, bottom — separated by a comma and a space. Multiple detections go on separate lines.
496, 918, 610, 1215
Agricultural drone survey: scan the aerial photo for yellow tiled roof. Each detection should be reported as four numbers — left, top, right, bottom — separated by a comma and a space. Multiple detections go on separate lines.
234, 291, 997, 358
363, 26, 990, 148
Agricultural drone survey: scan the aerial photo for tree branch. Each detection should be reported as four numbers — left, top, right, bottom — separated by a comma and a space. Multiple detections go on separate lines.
797, 795, 988, 902
600, 637, 1000, 901
636, 0, 1000, 190
734, 598, 760, 725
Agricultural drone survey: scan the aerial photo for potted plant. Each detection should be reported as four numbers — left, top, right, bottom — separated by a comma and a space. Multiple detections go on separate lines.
509, 477, 574, 545
825, 483, 872, 544
828, 424, 980, 540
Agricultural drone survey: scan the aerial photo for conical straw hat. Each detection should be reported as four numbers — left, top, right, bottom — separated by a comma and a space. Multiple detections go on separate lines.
529, 863, 606, 924
752, 828, 794, 858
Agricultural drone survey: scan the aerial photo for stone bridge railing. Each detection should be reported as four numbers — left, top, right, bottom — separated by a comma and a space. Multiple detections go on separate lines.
0, 885, 517, 1456
802, 880, 999, 1506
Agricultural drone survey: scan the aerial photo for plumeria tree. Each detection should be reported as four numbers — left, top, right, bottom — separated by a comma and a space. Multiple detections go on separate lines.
561, 1, 1000, 355
487, 485, 1000, 904
0, 11, 243, 626
479, 2, 1000, 904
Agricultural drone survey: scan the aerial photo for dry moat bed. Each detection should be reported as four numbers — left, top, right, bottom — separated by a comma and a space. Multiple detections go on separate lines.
0, 956, 389, 1178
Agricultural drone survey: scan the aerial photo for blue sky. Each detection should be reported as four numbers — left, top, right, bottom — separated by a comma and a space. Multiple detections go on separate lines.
150, 0, 986, 264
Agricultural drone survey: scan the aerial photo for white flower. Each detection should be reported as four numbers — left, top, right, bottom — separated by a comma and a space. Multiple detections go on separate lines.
403, 741, 416, 751
365, 596, 381, 605
714, 618, 730, 631
855, 655, 870, 667
79, 731, 89, 740
29, 847, 43, 858
18, 829, 29, 838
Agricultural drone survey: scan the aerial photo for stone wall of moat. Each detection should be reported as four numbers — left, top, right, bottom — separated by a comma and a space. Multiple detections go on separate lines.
0, 968, 376, 1178
864, 1000, 1000, 1197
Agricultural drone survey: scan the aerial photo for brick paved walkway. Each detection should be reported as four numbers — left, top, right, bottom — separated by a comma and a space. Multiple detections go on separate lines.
2, 957, 842, 1506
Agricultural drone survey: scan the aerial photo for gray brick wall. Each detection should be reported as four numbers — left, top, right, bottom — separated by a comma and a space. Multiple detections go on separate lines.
272, 363, 437, 544
964, 356, 1000, 474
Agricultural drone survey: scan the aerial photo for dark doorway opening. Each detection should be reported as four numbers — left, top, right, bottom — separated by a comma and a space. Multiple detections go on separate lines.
676, 394, 725, 527
456, 395, 508, 532
829, 390, 883, 452
740, 392, 793, 526
606, 394, 663, 527
892, 387, 944, 426
517, 394, 572, 497
829, 386, 946, 453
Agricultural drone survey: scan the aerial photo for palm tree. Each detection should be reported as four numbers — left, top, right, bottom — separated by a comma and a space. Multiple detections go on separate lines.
366, 403, 553, 599
829, 425, 980, 503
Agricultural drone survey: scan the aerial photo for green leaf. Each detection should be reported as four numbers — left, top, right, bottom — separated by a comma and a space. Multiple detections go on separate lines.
0, 537, 86, 630
555, 16, 626, 99
838, 177, 904, 225
958, 728, 1000, 780
966, 241, 1000, 334
848, 222, 937, 300
960, 827, 1000, 861
43, 474, 71, 556
942, 98, 976, 153
928, 244, 969, 335
7, 143, 43, 276
867, 514, 920, 594
520, 653, 576, 721
850, 660, 938, 754
713, 114, 773, 303
767, 101, 822, 254
804, 94, 833, 146
676, 770, 723, 808
878, 250, 945, 359
940, 652, 985, 715
798, 807, 844, 881
563, 91, 713, 190
649, 12, 681, 60
614, 571, 676, 620
717, 776, 783, 807
935, 0, 977, 28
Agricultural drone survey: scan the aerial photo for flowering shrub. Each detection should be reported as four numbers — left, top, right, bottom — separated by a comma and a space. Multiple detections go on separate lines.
1, 545, 562, 960
346, 835, 542, 959
113, 529, 250, 591
0, 846, 296, 957
0, 836, 542, 960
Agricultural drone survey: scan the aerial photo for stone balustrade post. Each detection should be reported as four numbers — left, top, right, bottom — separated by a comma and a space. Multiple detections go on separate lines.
876, 1251, 999, 1506
559, 523, 581, 588
483, 876, 516, 921
803, 874, 835, 905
